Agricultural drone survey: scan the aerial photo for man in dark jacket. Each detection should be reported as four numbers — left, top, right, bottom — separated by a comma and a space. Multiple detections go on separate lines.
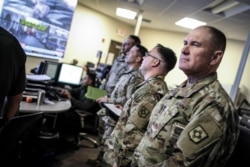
55, 72, 97, 135
0, 27, 26, 129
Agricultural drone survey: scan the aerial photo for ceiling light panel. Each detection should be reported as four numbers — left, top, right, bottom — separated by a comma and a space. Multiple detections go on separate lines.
116, 7, 137, 19
175, 17, 207, 29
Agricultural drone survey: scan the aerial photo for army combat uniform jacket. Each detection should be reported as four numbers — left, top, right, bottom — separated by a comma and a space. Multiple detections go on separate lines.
103, 76, 168, 166
101, 68, 144, 127
133, 73, 239, 167
104, 54, 127, 97
97, 68, 144, 159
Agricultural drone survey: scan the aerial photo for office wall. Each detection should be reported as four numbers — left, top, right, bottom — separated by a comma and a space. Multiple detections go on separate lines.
26, 3, 250, 103
25, 4, 134, 73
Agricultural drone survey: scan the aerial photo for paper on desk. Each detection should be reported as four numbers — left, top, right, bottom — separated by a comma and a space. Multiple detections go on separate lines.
103, 103, 122, 116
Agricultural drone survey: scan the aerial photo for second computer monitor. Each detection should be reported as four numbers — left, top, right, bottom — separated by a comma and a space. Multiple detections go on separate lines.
57, 63, 83, 86
43, 60, 61, 80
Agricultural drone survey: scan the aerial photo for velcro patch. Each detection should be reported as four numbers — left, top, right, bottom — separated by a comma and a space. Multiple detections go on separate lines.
138, 106, 150, 118
188, 125, 208, 144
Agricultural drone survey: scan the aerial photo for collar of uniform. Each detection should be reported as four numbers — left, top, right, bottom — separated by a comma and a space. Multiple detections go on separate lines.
123, 67, 141, 74
135, 75, 166, 93
116, 54, 126, 62
172, 73, 218, 98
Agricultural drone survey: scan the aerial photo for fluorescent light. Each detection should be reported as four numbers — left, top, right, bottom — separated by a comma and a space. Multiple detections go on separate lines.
211, 1, 240, 14
175, 17, 207, 29
116, 8, 137, 20
224, 3, 250, 17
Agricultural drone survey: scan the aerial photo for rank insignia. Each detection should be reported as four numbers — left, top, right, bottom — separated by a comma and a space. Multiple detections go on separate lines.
189, 125, 208, 144
138, 106, 150, 118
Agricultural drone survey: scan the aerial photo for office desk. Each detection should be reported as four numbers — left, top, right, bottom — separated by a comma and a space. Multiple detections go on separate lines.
19, 100, 71, 128
19, 100, 71, 113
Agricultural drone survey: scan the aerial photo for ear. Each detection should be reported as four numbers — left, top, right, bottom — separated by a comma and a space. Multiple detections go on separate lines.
151, 58, 161, 67
136, 56, 142, 63
210, 50, 223, 65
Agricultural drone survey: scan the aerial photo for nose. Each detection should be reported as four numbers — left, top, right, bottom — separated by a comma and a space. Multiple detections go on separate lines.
181, 45, 189, 54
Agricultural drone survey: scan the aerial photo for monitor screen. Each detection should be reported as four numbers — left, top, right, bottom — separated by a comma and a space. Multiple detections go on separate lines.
43, 61, 60, 80
0, 0, 77, 60
57, 63, 83, 86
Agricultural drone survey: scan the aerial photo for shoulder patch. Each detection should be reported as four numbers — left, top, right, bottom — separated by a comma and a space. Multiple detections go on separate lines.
138, 106, 150, 118
188, 125, 208, 144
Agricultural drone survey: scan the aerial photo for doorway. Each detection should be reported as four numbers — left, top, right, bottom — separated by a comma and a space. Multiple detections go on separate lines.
105, 40, 122, 65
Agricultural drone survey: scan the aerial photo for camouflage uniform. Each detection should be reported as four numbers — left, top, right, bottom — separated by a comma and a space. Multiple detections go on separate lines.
132, 73, 240, 167
104, 54, 127, 97
97, 67, 144, 163
103, 76, 168, 166
96, 54, 128, 160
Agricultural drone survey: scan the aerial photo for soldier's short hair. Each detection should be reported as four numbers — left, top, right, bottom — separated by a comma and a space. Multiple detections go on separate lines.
156, 43, 177, 72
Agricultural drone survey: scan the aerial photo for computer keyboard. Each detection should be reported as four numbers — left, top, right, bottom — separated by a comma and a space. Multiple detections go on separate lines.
26, 74, 52, 81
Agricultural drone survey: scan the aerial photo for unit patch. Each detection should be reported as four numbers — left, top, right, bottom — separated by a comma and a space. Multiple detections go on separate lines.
138, 106, 150, 118
189, 125, 208, 144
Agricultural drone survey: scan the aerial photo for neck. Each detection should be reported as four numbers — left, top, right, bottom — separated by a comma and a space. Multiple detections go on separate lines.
186, 67, 217, 85
187, 77, 199, 85
128, 63, 140, 71
143, 71, 162, 80
187, 73, 213, 85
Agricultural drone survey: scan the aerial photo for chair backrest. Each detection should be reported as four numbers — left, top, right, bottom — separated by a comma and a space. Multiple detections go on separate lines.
0, 112, 43, 161
95, 63, 111, 81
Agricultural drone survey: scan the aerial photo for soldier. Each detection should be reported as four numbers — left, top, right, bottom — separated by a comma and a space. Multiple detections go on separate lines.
89, 35, 141, 164
87, 43, 146, 166
132, 26, 240, 167
101, 35, 141, 97
104, 44, 177, 167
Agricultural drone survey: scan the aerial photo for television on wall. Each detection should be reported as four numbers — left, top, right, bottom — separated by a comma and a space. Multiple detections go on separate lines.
0, 0, 77, 60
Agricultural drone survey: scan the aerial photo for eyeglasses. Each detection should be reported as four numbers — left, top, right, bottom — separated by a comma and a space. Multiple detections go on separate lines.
145, 52, 163, 62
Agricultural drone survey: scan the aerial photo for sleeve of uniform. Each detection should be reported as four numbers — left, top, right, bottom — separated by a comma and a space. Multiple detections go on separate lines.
124, 96, 157, 149
155, 106, 227, 167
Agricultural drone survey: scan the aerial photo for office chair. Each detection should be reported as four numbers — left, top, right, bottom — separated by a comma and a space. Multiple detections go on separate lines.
225, 100, 250, 167
0, 112, 44, 164
60, 86, 104, 149
74, 86, 104, 148
74, 107, 100, 148
95, 63, 112, 87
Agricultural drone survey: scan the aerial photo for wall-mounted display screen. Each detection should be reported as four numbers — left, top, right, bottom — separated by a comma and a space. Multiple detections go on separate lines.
0, 0, 77, 60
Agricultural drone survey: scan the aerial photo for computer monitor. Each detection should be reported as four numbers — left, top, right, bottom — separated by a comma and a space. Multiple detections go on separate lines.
34, 61, 46, 74
43, 61, 61, 80
57, 63, 83, 86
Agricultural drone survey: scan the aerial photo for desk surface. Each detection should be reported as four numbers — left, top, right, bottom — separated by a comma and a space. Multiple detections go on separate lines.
19, 100, 71, 113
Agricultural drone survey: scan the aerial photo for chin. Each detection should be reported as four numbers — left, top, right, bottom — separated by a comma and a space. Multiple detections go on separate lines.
179, 64, 184, 70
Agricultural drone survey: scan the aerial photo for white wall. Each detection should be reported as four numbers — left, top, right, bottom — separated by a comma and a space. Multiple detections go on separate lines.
25, 4, 250, 103
26, 4, 135, 73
